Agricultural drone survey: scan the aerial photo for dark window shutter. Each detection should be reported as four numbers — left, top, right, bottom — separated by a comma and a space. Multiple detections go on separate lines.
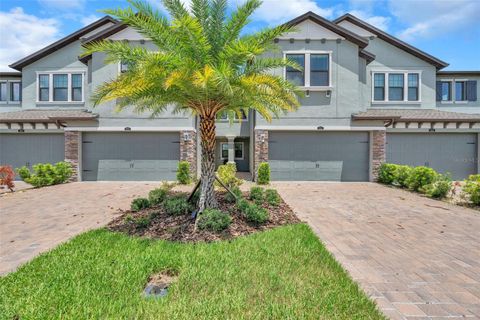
436, 81, 442, 101
466, 80, 477, 101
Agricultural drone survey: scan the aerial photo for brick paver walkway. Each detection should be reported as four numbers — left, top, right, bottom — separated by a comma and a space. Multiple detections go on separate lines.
275, 182, 480, 320
0, 182, 162, 275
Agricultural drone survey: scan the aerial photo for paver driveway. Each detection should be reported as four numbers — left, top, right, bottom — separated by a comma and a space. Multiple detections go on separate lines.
0, 182, 161, 275
274, 182, 480, 320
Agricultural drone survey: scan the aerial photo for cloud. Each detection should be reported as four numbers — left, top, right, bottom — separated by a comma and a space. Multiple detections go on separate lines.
347, 10, 390, 31
390, 0, 480, 41
80, 14, 101, 26
37, 0, 85, 10
252, 0, 334, 25
0, 7, 61, 71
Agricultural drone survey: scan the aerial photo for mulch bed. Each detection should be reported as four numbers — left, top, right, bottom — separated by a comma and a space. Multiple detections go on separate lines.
108, 191, 300, 242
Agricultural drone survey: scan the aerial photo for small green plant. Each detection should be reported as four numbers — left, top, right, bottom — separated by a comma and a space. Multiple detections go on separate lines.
225, 186, 242, 203
249, 186, 264, 204
463, 174, 480, 205
265, 189, 280, 206
378, 163, 397, 184
197, 209, 232, 232
245, 203, 269, 224
164, 195, 191, 216
257, 162, 270, 185
394, 165, 413, 188
237, 198, 250, 212
17, 162, 72, 188
124, 214, 134, 223
135, 216, 151, 229
215, 163, 242, 188
148, 188, 168, 206
131, 198, 150, 212
176, 161, 191, 184
406, 166, 438, 192
424, 174, 452, 199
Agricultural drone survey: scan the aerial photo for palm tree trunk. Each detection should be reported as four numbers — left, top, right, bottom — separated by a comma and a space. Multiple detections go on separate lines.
198, 116, 218, 212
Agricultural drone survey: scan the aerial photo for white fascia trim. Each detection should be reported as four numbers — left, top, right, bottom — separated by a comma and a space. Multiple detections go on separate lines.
64, 126, 196, 132
387, 128, 480, 133
255, 125, 386, 131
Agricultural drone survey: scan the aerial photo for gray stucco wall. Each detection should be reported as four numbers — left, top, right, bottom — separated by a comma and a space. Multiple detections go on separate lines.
435, 74, 480, 113
256, 38, 362, 128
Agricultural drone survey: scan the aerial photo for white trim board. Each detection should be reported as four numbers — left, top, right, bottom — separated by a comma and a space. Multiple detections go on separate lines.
254, 126, 386, 131
64, 126, 196, 132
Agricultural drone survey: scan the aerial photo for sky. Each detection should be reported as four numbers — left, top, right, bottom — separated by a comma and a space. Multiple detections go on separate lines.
0, 0, 479, 72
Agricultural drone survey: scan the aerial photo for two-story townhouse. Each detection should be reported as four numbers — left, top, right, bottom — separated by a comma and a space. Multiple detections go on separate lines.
1, 12, 479, 182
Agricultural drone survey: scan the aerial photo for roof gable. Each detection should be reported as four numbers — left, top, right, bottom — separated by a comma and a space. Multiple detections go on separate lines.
333, 14, 448, 69
9, 16, 117, 71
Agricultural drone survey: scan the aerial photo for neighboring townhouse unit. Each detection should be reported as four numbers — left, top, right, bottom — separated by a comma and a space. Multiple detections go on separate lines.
1, 12, 479, 182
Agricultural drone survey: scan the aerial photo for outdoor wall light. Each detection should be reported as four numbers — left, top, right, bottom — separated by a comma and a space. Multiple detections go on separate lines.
124, 127, 131, 131
428, 128, 436, 132
305, 90, 310, 97
183, 132, 191, 141
325, 90, 331, 98
17, 129, 25, 133
320, 38, 326, 43
305, 38, 310, 43
289, 38, 294, 43
317, 126, 324, 130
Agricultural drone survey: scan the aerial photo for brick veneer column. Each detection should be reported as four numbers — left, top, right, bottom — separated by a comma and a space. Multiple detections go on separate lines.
254, 129, 269, 181
64, 131, 80, 182
371, 130, 386, 181
179, 130, 197, 176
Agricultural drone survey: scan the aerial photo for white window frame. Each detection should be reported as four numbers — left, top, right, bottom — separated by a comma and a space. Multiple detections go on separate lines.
220, 142, 244, 160
371, 70, 422, 104
283, 50, 333, 90
217, 110, 248, 122
0, 81, 7, 104
0, 80, 21, 104
454, 79, 468, 104
439, 79, 453, 104
36, 71, 85, 104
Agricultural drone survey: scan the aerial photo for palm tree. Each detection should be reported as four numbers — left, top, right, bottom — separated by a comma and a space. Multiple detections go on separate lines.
82, 0, 301, 212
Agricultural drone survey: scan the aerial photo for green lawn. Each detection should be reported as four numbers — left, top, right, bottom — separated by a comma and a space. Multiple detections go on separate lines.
0, 224, 384, 319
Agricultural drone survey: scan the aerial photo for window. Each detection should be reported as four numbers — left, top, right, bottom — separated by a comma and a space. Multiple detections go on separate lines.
10, 82, 21, 101
71, 74, 82, 101
373, 74, 385, 101
217, 110, 247, 121
441, 81, 452, 101
39, 74, 50, 101
120, 61, 129, 73
220, 142, 244, 160
53, 74, 68, 101
455, 81, 466, 101
37, 73, 84, 102
0, 82, 6, 101
408, 73, 419, 101
285, 54, 305, 86
310, 54, 329, 86
388, 73, 404, 101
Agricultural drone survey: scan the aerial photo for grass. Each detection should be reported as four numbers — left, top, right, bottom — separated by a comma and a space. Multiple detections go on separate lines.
0, 224, 384, 319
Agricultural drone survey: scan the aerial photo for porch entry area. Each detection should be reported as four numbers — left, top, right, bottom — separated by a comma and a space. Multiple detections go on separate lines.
215, 137, 250, 172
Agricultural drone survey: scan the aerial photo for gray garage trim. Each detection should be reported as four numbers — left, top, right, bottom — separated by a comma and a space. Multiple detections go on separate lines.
268, 131, 370, 181
386, 133, 477, 180
0, 133, 65, 179
81, 132, 180, 181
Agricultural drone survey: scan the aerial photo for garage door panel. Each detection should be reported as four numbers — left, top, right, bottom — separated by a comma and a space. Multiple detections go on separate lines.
0, 133, 65, 179
387, 133, 477, 180
268, 131, 369, 181
82, 132, 180, 181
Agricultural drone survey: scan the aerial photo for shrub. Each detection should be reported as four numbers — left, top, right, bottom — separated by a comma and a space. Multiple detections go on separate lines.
406, 166, 438, 192
424, 175, 452, 199
17, 162, 72, 188
197, 209, 232, 232
395, 165, 413, 188
215, 163, 242, 189
378, 163, 397, 184
237, 198, 250, 212
0, 165, 15, 191
176, 161, 191, 185
225, 186, 242, 203
245, 203, 269, 224
124, 214, 134, 223
257, 162, 270, 185
463, 174, 480, 205
135, 217, 151, 229
131, 198, 150, 212
265, 189, 280, 206
148, 188, 168, 206
164, 195, 191, 216
249, 186, 264, 204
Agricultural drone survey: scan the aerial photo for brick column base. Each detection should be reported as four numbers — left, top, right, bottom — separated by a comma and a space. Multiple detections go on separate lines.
64, 131, 80, 182
254, 129, 269, 181
372, 130, 386, 181
180, 130, 197, 176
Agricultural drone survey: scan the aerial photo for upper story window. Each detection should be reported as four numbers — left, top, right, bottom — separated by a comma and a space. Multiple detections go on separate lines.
37, 72, 84, 103
437, 80, 477, 103
217, 110, 248, 121
0, 81, 21, 104
372, 71, 420, 103
285, 52, 331, 88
